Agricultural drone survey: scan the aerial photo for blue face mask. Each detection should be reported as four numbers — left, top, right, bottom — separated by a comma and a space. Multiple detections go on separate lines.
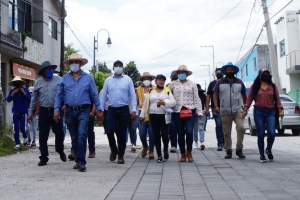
45, 69, 54, 78
114, 67, 123, 75
70, 64, 80, 72
178, 73, 187, 80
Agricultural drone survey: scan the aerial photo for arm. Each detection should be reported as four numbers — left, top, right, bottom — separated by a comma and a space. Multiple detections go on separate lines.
6, 88, 18, 102
29, 82, 39, 116
53, 77, 65, 122
192, 83, 203, 117
89, 77, 101, 111
100, 80, 108, 111
213, 92, 220, 113
165, 92, 176, 108
275, 85, 284, 118
129, 79, 137, 113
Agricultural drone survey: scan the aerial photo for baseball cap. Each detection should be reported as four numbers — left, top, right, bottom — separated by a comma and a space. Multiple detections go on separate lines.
155, 74, 166, 80
113, 60, 123, 66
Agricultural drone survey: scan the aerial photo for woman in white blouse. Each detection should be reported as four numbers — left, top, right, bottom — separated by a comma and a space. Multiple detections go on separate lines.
140, 74, 176, 163
168, 65, 203, 162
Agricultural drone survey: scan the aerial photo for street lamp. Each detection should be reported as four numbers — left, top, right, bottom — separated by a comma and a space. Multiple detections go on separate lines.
93, 29, 112, 79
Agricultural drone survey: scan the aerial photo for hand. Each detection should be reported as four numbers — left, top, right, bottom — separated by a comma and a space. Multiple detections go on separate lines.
215, 106, 220, 113
242, 110, 247, 118
205, 110, 210, 116
279, 110, 284, 118
89, 111, 95, 120
157, 100, 165, 107
198, 115, 203, 119
28, 116, 32, 124
12, 88, 20, 95
53, 112, 60, 123
96, 111, 103, 122
139, 117, 145, 122
20, 88, 25, 94
34, 110, 39, 117
131, 112, 136, 120
61, 105, 66, 112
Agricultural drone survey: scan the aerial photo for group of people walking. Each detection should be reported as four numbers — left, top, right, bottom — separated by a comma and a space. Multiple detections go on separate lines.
6, 54, 284, 172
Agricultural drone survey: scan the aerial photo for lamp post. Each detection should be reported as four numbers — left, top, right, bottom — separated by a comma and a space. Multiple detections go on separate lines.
93, 29, 112, 79
200, 64, 211, 82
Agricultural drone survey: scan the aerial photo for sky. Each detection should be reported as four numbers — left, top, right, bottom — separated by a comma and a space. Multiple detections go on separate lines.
64, 0, 300, 88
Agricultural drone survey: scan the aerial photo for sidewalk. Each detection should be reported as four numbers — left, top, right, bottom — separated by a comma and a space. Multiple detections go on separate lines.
1, 120, 300, 200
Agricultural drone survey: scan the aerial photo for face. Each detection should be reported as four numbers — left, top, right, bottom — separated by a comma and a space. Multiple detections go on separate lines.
69, 60, 82, 66
170, 75, 178, 80
177, 70, 187, 75
43, 66, 53, 75
225, 67, 235, 73
142, 77, 151, 81
113, 63, 123, 71
155, 78, 165, 87
215, 70, 222, 76
13, 81, 22, 87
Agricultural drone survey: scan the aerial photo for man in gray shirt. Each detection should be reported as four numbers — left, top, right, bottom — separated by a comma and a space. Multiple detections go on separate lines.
28, 61, 66, 166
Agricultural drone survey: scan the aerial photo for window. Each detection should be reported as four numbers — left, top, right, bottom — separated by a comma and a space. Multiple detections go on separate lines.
246, 64, 248, 76
48, 17, 57, 40
253, 57, 257, 71
241, 68, 244, 79
8, 0, 31, 33
280, 39, 286, 57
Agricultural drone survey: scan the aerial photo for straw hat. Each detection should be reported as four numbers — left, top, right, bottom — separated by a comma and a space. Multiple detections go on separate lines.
63, 53, 88, 66
172, 65, 193, 76
137, 72, 155, 81
9, 76, 25, 86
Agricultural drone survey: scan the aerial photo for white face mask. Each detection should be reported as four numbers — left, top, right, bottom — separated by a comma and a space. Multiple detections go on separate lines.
70, 64, 80, 72
143, 80, 151, 86
114, 67, 123, 75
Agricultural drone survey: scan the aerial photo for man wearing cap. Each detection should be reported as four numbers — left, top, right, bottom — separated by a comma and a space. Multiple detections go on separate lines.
6, 76, 31, 149
54, 53, 101, 172
99, 60, 137, 164
213, 62, 247, 159
28, 61, 66, 166
206, 68, 225, 151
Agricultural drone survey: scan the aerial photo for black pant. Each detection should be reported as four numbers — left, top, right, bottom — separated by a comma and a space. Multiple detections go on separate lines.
39, 108, 64, 162
87, 117, 95, 152
149, 114, 169, 157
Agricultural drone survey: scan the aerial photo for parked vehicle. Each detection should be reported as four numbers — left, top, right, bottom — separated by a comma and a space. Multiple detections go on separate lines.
244, 94, 300, 136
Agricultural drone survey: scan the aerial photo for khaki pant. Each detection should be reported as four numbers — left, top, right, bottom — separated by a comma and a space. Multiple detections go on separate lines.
221, 111, 245, 152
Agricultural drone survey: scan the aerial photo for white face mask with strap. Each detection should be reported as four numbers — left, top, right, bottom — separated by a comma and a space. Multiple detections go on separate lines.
143, 80, 151, 86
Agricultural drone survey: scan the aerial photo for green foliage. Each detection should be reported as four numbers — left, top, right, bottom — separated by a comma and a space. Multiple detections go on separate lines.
94, 71, 106, 92
64, 43, 79, 74
123, 61, 140, 84
19, 30, 33, 53
0, 124, 13, 137
89, 62, 111, 76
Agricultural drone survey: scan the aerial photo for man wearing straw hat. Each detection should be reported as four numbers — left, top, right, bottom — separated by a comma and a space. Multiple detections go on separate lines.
28, 61, 66, 166
54, 53, 101, 172
6, 76, 31, 149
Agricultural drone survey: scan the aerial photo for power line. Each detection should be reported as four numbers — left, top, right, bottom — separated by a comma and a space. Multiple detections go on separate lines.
20, 0, 60, 18
236, 0, 257, 63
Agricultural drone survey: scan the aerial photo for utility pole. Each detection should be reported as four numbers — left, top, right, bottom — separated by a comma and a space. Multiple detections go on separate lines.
200, 64, 211, 82
262, 0, 282, 93
60, 0, 65, 76
200, 45, 215, 72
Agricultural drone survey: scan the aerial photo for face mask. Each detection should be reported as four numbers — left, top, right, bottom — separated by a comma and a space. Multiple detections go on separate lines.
261, 74, 271, 82
143, 80, 151, 86
216, 73, 223, 79
178, 74, 187, 80
45, 69, 54, 78
156, 85, 164, 89
70, 64, 80, 72
225, 72, 235, 78
114, 67, 123, 75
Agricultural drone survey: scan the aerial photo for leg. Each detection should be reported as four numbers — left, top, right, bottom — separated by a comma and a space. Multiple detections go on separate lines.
139, 121, 149, 148
150, 114, 162, 157
221, 115, 233, 151
20, 113, 27, 139
254, 107, 266, 156
130, 111, 139, 146
199, 112, 206, 142
38, 109, 51, 162
168, 117, 177, 148
265, 109, 276, 151
106, 108, 118, 154
234, 111, 245, 151
87, 117, 95, 153
76, 109, 90, 165
147, 122, 155, 152
51, 111, 65, 154
193, 117, 199, 142
32, 116, 37, 141
65, 110, 79, 157
184, 110, 197, 153
12, 113, 21, 145
212, 108, 224, 147
172, 112, 185, 154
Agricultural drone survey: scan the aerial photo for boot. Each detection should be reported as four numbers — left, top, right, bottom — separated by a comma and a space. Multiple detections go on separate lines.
186, 152, 194, 162
225, 150, 232, 159
148, 151, 154, 159
236, 149, 246, 159
141, 146, 149, 157
180, 153, 186, 162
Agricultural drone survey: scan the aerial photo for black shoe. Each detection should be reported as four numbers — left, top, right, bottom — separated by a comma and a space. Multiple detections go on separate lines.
60, 152, 67, 162
217, 146, 223, 151
236, 149, 246, 159
110, 152, 117, 161
68, 153, 76, 161
73, 163, 79, 169
225, 150, 232, 159
156, 156, 163, 163
266, 148, 273, 161
38, 160, 47, 166
260, 155, 267, 163
163, 150, 169, 160
78, 163, 86, 172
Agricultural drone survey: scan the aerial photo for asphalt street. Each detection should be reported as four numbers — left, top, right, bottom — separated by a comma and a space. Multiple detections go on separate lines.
1, 119, 300, 200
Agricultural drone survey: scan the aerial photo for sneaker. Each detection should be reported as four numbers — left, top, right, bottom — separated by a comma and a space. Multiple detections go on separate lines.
38, 160, 47, 166
78, 163, 86, 172
23, 138, 28, 146
200, 142, 205, 150
131, 145, 136, 152
27, 138, 31, 146
266, 148, 273, 161
68, 153, 76, 161
156, 156, 163, 163
31, 140, 36, 146
14, 144, 20, 150
217, 146, 223, 151
164, 150, 169, 160
193, 141, 199, 149
73, 163, 79, 169
170, 147, 177, 153
260, 155, 267, 163
88, 152, 96, 158
236, 149, 246, 159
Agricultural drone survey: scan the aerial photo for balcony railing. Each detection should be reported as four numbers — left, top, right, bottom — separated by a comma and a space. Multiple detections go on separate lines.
286, 50, 300, 69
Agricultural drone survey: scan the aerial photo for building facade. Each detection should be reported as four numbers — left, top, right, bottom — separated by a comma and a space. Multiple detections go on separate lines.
0, 0, 63, 125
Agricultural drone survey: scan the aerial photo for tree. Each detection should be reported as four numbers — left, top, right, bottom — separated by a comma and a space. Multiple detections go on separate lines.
94, 71, 106, 92
64, 43, 79, 74
123, 61, 140, 85
89, 61, 111, 76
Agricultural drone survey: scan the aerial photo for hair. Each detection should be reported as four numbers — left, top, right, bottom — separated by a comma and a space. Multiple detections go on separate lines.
252, 74, 273, 98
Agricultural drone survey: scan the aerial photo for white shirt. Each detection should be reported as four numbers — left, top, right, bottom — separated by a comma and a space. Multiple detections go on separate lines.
149, 90, 166, 114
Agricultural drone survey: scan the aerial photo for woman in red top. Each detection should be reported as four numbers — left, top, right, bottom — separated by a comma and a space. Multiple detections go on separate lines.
243, 68, 284, 163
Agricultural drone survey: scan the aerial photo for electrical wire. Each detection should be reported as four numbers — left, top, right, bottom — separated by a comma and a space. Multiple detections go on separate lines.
236, 0, 257, 63
20, 0, 60, 18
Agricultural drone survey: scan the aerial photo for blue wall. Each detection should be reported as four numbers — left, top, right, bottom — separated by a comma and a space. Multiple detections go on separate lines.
236, 47, 259, 83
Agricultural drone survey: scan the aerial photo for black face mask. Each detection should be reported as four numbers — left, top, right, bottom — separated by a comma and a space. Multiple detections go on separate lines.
225, 72, 235, 78
216, 73, 223, 79
261, 74, 271, 82
156, 85, 164, 89
171, 76, 178, 81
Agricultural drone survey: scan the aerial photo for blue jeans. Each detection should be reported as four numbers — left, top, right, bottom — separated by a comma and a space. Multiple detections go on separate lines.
39, 108, 64, 162
65, 108, 89, 165
27, 116, 37, 141
212, 108, 224, 147
88, 117, 95, 152
168, 116, 177, 148
12, 112, 28, 145
172, 109, 197, 154
127, 110, 139, 146
139, 121, 154, 152
193, 112, 206, 142
106, 106, 130, 157
254, 107, 276, 156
